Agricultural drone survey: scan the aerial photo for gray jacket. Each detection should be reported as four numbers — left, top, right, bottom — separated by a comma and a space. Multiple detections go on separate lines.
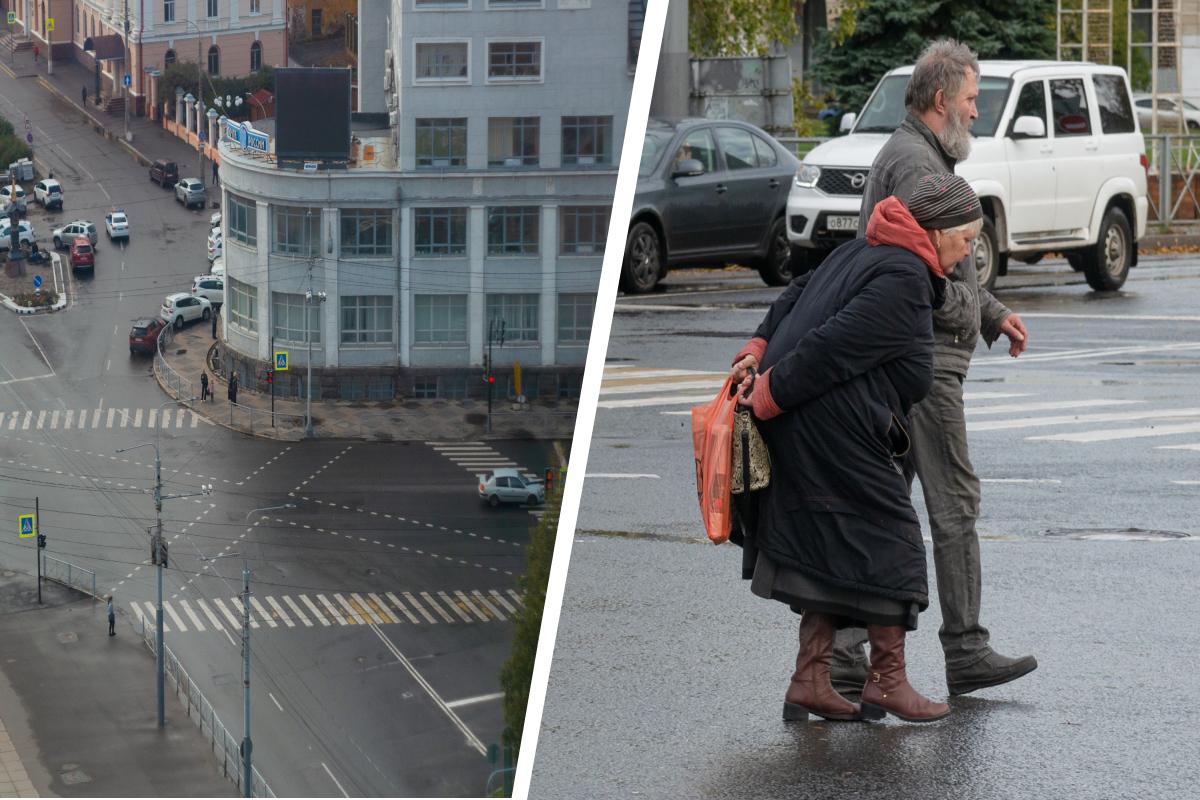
857, 113, 1010, 376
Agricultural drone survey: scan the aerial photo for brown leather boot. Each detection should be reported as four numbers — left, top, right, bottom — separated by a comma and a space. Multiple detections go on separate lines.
783, 613, 863, 722
860, 625, 950, 723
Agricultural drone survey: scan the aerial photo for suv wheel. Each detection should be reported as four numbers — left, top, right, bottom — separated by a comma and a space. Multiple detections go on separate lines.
53, 236, 61, 249
973, 217, 1001, 292
488, 495, 500, 508
174, 315, 183, 330
202, 307, 211, 321
755, 217, 792, 286
621, 222, 662, 293
1082, 206, 1132, 291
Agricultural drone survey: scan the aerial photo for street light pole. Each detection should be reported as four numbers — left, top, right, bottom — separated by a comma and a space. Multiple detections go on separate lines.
122, 0, 130, 141
304, 222, 326, 438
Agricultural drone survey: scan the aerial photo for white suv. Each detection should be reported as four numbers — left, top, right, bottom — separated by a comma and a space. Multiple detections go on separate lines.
161, 292, 212, 328
787, 61, 1148, 292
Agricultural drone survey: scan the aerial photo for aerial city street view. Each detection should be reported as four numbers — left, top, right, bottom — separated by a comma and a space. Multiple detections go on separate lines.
0, 0, 636, 796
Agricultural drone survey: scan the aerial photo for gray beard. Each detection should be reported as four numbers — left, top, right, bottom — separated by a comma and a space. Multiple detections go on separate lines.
938, 110, 973, 161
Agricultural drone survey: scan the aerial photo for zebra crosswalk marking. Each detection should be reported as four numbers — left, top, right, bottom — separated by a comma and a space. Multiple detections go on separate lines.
300, 594, 331, 626
507, 589, 524, 607
387, 592, 423, 624
423, 591, 455, 623
142, 601, 172, 632
367, 593, 400, 624
333, 593, 364, 624
472, 590, 504, 621
1029, 420, 1200, 444
457, 590, 490, 621
230, 598, 260, 628
134, 409, 143, 427
49, 410, 58, 429
198, 599, 225, 632
179, 599, 205, 632
440, 591, 474, 623
214, 598, 242, 629
22, 411, 31, 430
266, 596, 294, 628
282, 595, 312, 627
403, 592, 437, 624
163, 600, 188, 632
317, 594, 347, 625
106, 408, 116, 428
489, 590, 517, 616
970, 406, 1200, 433
250, 597, 277, 627
351, 593, 385, 625
129, 602, 145, 628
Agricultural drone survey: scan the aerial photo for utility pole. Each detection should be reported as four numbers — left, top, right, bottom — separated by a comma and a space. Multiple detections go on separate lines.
44, 3, 51, 76
35, 496, 40, 604
122, 0, 130, 141
304, 234, 326, 438
486, 318, 505, 434
241, 562, 252, 797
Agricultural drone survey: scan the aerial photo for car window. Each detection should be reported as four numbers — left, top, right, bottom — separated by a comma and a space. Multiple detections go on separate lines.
1050, 78, 1092, 136
675, 129, 717, 173
1092, 74, 1136, 134
715, 127, 758, 170
752, 134, 778, 167
1012, 80, 1047, 131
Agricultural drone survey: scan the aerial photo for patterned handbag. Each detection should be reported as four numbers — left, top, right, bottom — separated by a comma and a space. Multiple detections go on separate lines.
731, 371, 771, 495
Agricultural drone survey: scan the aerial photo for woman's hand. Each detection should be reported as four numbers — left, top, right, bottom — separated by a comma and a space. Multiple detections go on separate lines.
730, 354, 758, 384
735, 374, 755, 408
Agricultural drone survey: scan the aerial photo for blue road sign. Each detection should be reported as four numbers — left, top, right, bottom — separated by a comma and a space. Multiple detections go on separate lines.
25, 132, 32, 144
18, 514, 35, 538
32, 275, 42, 289
198, 130, 207, 143
123, 73, 131, 88
274, 351, 288, 371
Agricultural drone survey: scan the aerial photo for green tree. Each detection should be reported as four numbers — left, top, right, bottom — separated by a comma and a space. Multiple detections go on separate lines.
498, 476, 562, 757
156, 62, 275, 119
810, 0, 1055, 114
689, 0, 800, 57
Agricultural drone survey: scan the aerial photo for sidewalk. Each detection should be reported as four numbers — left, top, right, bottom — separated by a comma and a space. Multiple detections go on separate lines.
0, 570, 234, 797
157, 325, 579, 442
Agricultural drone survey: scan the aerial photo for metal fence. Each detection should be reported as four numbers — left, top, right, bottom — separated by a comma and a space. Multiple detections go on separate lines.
40, 554, 96, 598
136, 618, 275, 797
228, 400, 306, 435
155, 323, 201, 402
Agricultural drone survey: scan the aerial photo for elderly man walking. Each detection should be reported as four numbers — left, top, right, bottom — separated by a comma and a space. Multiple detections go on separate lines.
830, 39, 1037, 699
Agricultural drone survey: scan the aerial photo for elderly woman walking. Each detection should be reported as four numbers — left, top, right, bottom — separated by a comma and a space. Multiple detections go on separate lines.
730, 173, 983, 723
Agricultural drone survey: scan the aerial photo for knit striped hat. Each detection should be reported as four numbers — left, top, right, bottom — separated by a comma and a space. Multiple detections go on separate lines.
907, 173, 982, 230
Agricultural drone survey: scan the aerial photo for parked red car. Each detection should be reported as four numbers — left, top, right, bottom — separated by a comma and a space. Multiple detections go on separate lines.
69, 236, 94, 272
129, 317, 166, 355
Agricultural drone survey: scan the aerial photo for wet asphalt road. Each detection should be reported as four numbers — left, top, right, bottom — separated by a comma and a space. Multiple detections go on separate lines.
530, 257, 1200, 798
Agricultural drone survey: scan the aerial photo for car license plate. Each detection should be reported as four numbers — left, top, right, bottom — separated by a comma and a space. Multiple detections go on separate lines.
827, 215, 859, 232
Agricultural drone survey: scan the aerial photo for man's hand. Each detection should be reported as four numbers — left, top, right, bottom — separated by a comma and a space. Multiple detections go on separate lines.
1000, 313, 1028, 358
730, 354, 758, 384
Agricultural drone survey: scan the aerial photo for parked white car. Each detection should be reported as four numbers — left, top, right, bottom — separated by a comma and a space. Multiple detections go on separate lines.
161, 292, 212, 328
0, 219, 35, 250
33, 178, 62, 209
207, 228, 223, 262
209, 255, 225, 277
787, 60, 1149, 291
0, 184, 27, 213
478, 469, 544, 507
52, 220, 98, 248
190, 275, 224, 306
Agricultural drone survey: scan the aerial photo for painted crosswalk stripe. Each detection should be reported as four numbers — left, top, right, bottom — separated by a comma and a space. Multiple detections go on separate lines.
365, 593, 400, 624
969, 406, 1200, 433
178, 599, 205, 632
333, 593, 365, 624
489, 590, 518, 615
133, 408, 143, 427
456, 590, 490, 621
149, 408, 158, 428
176, 408, 186, 427
965, 399, 1141, 416
507, 589, 524, 607
350, 593, 386, 625
440, 591, 474, 623
49, 410, 58, 429
36, 410, 46, 429
214, 598, 243, 629
92, 409, 101, 427
282, 595, 312, 626
250, 597, 277, 627
1029, 420, 1200, 444
401, 591, 437, 624
300, 594, 332, 626
599, 393, 721, 410
230, 598, 260, 628
129, 601, 145, 628
143, 601, 172, 632
266, 596, 294, 627
471, 590, 505, 621
163, 601, 188, 632
601, 380, 723, 396
120, 408, 129, 428
22, 411, 31, 430
421, 591, 455, 623
1158, 442, 1200, 451
107, 408, 116, 428
317, 594, 347, 625
198, 599, 224, 632
385, 592, 422, 624
190, 410, 200, 427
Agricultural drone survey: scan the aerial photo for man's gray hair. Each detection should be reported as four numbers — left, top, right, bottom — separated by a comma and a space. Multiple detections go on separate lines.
905, 39, 980, 114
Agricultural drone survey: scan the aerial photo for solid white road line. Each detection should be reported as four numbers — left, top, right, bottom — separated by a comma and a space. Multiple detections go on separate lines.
445, 692, 504, 709
269, 692, 284, 712
1029, 421, 1200, 443
321, 762, 350, 798
969, 407, 1200, 433
1159, 443, 1200, 451
403, 591, 438, 624
965, 399, 1140, 416
369, 624, 487, 756
300, 594, 331, 626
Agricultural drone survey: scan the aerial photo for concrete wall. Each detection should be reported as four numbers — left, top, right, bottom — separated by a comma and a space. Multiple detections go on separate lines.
357, 1, 388, 113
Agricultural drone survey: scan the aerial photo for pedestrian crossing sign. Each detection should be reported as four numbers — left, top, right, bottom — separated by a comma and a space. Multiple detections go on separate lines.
46, 18, 54, 32
274, 351, 288, 371
5, 12, 14, 25
18, 514, 35, 539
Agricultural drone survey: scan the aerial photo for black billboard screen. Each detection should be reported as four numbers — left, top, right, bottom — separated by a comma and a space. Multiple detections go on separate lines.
274, 68, 351, 161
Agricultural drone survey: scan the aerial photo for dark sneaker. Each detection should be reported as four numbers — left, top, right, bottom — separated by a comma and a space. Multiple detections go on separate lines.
830, 658, 869, 703
946, 649, 1038, 696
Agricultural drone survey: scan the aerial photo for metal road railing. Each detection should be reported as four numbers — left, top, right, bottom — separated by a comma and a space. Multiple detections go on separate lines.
136, 617, 275, 797
228, 400, 306, 434
155, 322, 200, 402
39, 554, 96, 598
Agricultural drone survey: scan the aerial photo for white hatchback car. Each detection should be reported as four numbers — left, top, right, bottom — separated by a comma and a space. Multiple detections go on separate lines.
105, 209, 130, 240
787, 60, 1148, 292
0, 219, 35, 250
0, 184, 27, 213
478, 469, 545, 507
191, 275, 224, 306
161, 292, 212, 328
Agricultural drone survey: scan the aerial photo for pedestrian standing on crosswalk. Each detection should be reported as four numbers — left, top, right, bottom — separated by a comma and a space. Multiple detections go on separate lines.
200, 371, 210, 402
107, 596, 116, 636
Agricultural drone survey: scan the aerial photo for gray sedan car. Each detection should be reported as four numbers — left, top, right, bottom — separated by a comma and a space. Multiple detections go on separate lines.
623, 118, 800, 292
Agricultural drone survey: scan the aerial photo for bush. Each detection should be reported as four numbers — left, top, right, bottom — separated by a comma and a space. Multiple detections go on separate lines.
12, 289, 57, 307
0, 113, 31, 167
156, 63, 276, 119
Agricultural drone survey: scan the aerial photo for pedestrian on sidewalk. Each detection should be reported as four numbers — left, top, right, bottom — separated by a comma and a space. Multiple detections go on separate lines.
211, 306, 219, 339
228, 371, 238, 405
106, 596, 115, 636
212, 161, 219, 185
82, 86, 87, 106
200, 370, 210, 402
32, 45, 38, 64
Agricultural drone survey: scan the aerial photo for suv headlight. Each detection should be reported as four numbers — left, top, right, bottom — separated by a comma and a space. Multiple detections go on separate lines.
794, 164, 821, 189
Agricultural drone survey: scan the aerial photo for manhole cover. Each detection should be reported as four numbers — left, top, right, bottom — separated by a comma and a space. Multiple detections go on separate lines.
1044, 527, 1190, 541
56, 632, 78, 644
60, 769, 91, 785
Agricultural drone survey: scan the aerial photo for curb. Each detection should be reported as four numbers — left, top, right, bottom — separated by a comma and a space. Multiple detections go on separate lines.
36, 76, 154, 166
0, 252, 67, 313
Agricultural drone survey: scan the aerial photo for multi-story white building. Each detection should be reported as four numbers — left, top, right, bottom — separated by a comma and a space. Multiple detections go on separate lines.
215, 0, 638, 401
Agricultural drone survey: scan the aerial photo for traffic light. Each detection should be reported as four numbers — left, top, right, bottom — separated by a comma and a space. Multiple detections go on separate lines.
266, 370, 274, 385
36, 533, 46, 549
544, 468, 554, 492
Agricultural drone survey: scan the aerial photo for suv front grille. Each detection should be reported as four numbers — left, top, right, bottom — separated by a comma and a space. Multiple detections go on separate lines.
817, 168, 871, 196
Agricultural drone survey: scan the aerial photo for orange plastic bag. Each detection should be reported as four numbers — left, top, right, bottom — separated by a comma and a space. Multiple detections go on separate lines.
692, 377, 737, 544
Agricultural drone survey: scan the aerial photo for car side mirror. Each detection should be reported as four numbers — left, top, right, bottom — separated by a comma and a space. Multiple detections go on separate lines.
1009, 115, 1046, 139
672, 158, 705, 178
839, 112, 857, 134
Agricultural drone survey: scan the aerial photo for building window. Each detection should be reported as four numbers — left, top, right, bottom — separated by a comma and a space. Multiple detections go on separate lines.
163, 0, 175, 23
414, 295, 468, 344
486, 294, 539, 343
227, 194, 257, 246
489, 0, 542, 6
558, 293, 595, 343
415, 118, 467, 168
340, 296, 393, 345
340, 209, 393, 257
75, 7, 80, 35
207, 0, 218, 18
250, 41, 262, 72
164, 49, 176, 66
414, 208, 467, 256
207, 45, 220, 75
562, 116, 613, 166
227, 278, 257, 333
272, 292, 321, 344
415, 0, 468, 6
414, 41, 469, 82
628, 0, 646, 69
488, 117, 539, 167
487, 41, 542, 81
487, 206, 540, 255
271, 206, 320, 256
250, 0, 260, 11
560, 206, 609, 255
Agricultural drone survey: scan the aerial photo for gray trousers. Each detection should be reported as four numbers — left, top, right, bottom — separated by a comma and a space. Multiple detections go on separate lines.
833, 367, 990, 670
